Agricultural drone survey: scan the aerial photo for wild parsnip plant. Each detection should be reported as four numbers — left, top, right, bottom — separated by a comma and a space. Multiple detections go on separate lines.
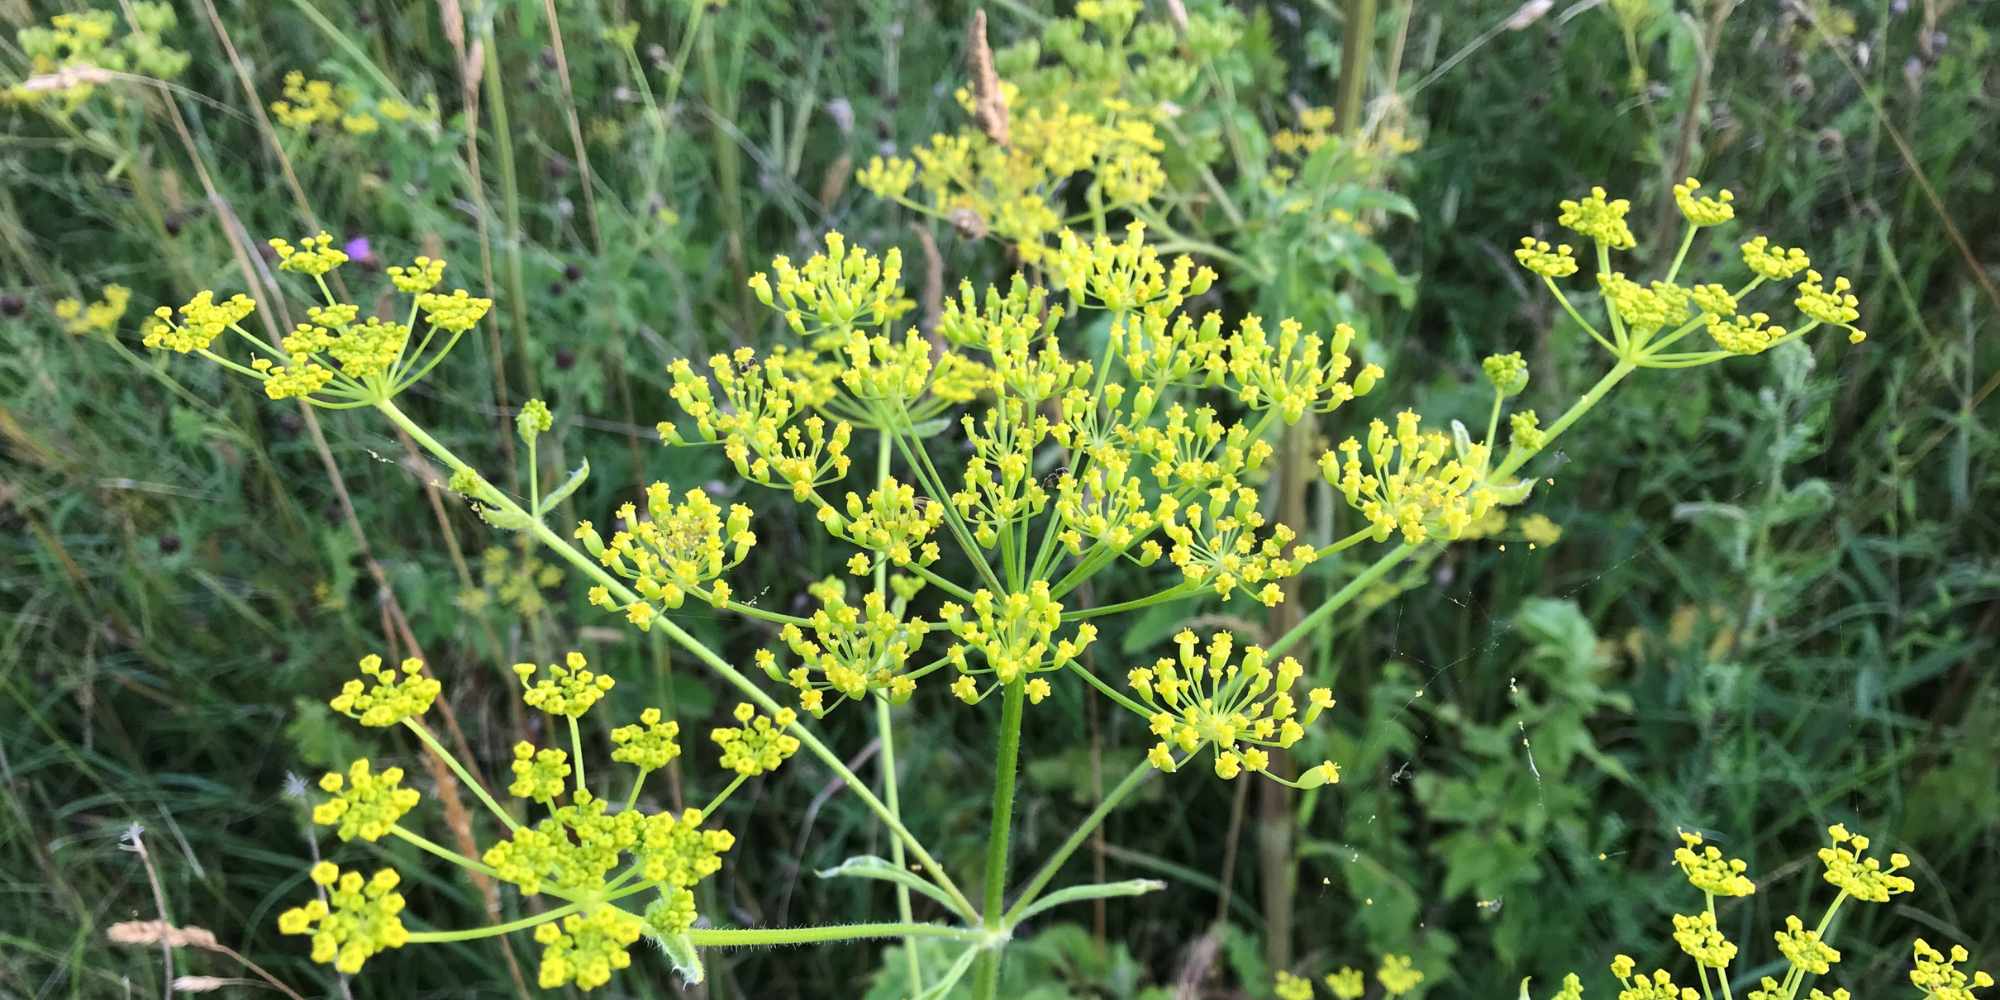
121, 155, 1871, 998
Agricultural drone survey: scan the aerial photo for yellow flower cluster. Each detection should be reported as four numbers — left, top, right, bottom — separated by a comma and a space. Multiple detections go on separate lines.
1326, 967, 1367, 999
143, 290, 256, 353
460, 537, 564, 617
1707, 312, 1788, 356
828, 478, 946, 570
533, 908, 643, 991
54, 284, 130, 335
1672, 177, 1735, 227
276, 863, 407, 974
776, 582, 930, 715
270, 233, 348, 276
1159, 476, 1309, 606
1127, 629, 1339, 785
1323, 411, 1498, 544
939, 583, 1094, 701
329, 654, 440, 727
1795, 271, 1866, 342
665, 351, 853, 500
1377, 955, 1426, 997
1515, 238, 1580, 279
711, 703, 801, 776
1675, 830, 1756, 896
747, 231, 912, 341
270, 71, 380, 135
1672, 910, 1737, 969
579, 483, 755, 626
416, 288, 493, 333
313, 759, 420, 842
513, 652, 615, 718
12, 5, 189, 111
1774, 914, 1840, 975
1275, 971, 1315, 1000
508, 742, 572, 804
609, 708, 682, 772
1558, 186, 1638, 250
1741, 237, 1812, 280
1911, 939, 1993, 1000
1817, 824, 1913, 902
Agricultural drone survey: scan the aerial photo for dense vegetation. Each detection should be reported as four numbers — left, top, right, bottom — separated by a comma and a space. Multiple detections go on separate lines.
1, 1, 1994, 998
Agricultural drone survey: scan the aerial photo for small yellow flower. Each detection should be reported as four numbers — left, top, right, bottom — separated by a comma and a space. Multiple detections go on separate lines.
1557, 186, 1637, 250
329, 654, 441, 727
1672, 177, 1735, 227
710, 703, 801, 776
1377, 954, 1425, 997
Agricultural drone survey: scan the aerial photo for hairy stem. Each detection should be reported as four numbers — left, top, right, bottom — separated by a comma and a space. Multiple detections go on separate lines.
1004, 758, 1154, 923
972, 678, 1028, 1000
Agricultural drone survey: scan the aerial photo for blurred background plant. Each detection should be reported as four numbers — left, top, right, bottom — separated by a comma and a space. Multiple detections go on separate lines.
1, 0, 1994, 998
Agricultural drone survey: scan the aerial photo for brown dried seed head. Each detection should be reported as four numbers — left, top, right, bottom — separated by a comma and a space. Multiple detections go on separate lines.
968, 11, 1009, 147
108, 920, 221, 950
172, 977, 230, 994
947, 207, 989, 241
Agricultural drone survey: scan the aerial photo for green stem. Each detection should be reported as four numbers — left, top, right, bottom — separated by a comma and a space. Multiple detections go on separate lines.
374, 398, 977, 920
1265, 544, 1418, 659
1003, 758, 1153, 923
390, 824, 501, 879
972, 678, 1028, 1000
404, 901, 581, 943
481, 20, 538, 402
687, 923, 987, 947
567, 714, 585, 799
879, 694, 922, 996
1060, 582, 1197, 622
403, 718, 520, 833
1492, 361, 1637, 482
699, 774, 749, 821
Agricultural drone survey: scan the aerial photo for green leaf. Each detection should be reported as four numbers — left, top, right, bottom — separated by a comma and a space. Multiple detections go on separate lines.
818, 856, 972, 921
534, 459, 590, 517
478, 505, 538, 531
1013, 879, 1165, 924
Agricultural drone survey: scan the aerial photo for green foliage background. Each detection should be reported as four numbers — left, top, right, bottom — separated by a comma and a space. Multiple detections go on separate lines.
1, 0, 1995, 998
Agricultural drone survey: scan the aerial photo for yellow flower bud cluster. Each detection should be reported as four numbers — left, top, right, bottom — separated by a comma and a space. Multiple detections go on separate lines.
1598, 273, 1691, 335
1222, 318, 1381, 424
939, 583, 1094, 702
55, 283, 131, 336
1483, 351, 1529, 395
1688, 283, 1738, 317
486, 792, 629, 894
386, 257, 445, 293
512, 651, 614, 718
1130, 403, 1273, 496
415, 288, 493, 334
711, 703, 801, 776
313, 759, 420, 842
1911, 939, 1993, 1000
276, 864, 407, 974
636, 807, 735, 890
1740, 236, 1811, 280
269, 233, 349, 276
533, 907, 643, 991
747, 232, 912, 340
461, 537, 564, 617
1377, 955, 1425, 997
508, 742, 571, 804
1675, 830, 1755, 896
1817, 824, 1913, 902
270, 71, 380, 135
1558, 186, 1637, 249
1515, 238, 1579, 278
1052, 444, 1176, 559
1272, 105, 1337, 157
13, 6, 189, 110
826, 477, 946, 569
938, 274, 1069, 398
777, 584, 930, 716
665, 351, 853, 500
1275, 971, 1315, 1000
1672, 910, 1737, 969
1324, 411, 1498, 545
329, 654, 440, 727
1126, 629, 1338, 783
1706, 312, 1787, 356
1612, 964, 1699, 1000
953, 403, 1070, 547
142, 290, 255, 353
1672, 177, 1735, 227
609, 707, 681, 772
1774, 914, 1840, 975
1795, 270, 1865, 342
581, 483, 755, 627
1325, 967, 1367, 999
